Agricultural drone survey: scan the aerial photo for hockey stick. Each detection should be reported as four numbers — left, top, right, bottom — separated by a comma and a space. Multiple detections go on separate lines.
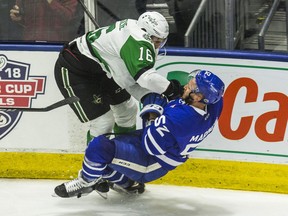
77, 0, 100, 28
0, 96, 79, 112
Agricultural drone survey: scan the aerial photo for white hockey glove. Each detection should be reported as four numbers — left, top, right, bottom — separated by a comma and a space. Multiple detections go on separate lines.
140, 93, 168, 127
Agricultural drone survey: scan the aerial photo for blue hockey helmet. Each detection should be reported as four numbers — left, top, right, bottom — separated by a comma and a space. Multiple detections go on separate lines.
187, 69, 225, 104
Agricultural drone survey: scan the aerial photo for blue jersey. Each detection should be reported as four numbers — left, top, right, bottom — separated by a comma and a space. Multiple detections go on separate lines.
142, 98, 223, 170
82, 97, 224, 184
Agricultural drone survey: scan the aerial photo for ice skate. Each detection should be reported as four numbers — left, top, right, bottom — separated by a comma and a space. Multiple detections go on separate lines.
109, 179, 145, 195
54, 171, 109, 199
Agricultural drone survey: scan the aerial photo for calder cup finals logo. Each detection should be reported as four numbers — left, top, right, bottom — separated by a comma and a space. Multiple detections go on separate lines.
0, 55, 46, 139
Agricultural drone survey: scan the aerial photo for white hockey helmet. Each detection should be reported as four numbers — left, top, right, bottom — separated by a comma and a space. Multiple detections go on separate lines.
137, 11, 169, 40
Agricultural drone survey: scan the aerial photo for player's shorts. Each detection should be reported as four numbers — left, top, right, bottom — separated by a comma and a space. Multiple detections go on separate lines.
54, 42, 131, 122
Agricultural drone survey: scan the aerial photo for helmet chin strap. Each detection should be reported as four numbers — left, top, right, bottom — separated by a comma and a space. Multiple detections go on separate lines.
157, 47, 167, 60
184, 92, 194, 104
186, 91, 206, 105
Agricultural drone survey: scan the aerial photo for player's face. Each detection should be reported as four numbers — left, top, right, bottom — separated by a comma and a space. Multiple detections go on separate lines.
183, 78, 196, 97
182, 78, 204, 102
151, 36, 167, 49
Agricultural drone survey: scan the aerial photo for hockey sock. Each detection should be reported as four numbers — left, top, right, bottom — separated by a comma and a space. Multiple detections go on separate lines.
113, 123, 136, 134
86, 130, 94, 145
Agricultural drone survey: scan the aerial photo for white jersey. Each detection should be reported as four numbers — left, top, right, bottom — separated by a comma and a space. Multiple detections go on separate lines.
75, 19, 170, 100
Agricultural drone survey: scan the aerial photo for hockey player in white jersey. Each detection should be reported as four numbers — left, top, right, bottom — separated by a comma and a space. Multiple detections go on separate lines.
54, 11, 183, 141
54, 69, 225, 198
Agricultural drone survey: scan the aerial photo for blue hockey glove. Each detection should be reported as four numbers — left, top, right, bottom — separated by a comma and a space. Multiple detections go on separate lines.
140, 93, 168, 127
141, 92, 168, 107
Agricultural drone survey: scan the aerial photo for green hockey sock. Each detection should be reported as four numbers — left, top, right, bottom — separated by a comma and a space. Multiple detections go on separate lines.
113, 123, 136, 134
86, 130, 94, 145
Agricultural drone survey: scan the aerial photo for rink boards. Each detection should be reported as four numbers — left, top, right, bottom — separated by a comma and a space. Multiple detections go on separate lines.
1, 152, 288, 194
0, 45, 287, 194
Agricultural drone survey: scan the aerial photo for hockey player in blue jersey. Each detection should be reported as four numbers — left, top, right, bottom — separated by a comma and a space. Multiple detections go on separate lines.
54, 69, 225, 198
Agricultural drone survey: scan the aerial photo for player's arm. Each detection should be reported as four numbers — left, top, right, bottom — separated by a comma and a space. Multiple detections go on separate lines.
144, 114, 192, 171
136, 68, 183, 100
124, 72, 182, 102
142, 115, 187, 170
120, 39, 182, 100
140, 93, 168, 127
142, 115, 173, 156
139, 93, 174, 155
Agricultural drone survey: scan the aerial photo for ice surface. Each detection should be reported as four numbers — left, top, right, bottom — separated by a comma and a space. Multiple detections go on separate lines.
0, 179, 288, 216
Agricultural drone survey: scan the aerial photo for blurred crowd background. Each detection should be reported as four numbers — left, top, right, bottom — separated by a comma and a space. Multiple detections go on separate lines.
0, 0, 287, 52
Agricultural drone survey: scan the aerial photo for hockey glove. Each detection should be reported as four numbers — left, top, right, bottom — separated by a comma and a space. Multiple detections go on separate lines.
162, 79, 184, 100
140, 93, 168, 127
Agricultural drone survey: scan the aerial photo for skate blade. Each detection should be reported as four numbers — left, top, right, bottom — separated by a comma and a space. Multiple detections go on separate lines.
51, 192, 59, 197
95, 191, 108, 200
51, 191, 108, 199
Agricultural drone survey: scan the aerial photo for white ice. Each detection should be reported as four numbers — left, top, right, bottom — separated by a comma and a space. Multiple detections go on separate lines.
0, 179, 288, 216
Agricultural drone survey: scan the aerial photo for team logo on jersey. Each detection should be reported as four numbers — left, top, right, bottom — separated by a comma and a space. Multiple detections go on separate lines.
92, 94, 102, 104
0, 55, 46, 139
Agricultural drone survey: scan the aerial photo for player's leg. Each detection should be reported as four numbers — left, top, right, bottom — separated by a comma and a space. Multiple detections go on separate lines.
83, 132, 148, 194
54, 169, 109, 198
54, 52, 115, 142
54, 131, 149, 198
103, 77, 138, 134
54, 134, 115, 198
108, 131, 169, 184
111, 98, 137, 133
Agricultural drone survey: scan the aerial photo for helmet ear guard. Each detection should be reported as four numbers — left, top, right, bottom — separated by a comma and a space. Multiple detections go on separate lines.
187, 69, 225, 104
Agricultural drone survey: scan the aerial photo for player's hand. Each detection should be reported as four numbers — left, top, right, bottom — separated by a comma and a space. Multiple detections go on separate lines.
162, 79, 184, 100
140, 93, 167, 123
10, 5, 22, 22
141, 93, 168, 108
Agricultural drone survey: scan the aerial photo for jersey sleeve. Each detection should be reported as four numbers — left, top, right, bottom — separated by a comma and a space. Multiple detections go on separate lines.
142, 113, 188, 170
120, 37, 156, 79
125, 83, 152, 101
136, 68, 170, 95
142, 115, 175, 155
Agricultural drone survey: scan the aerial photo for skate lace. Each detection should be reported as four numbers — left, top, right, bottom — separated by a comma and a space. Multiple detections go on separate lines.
65, 178, 84, 192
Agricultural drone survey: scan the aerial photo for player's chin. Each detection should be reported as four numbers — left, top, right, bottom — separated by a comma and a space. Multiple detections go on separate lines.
154, 44, 161, 49
181, 95, 188, 101
182, 95, 193, 104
